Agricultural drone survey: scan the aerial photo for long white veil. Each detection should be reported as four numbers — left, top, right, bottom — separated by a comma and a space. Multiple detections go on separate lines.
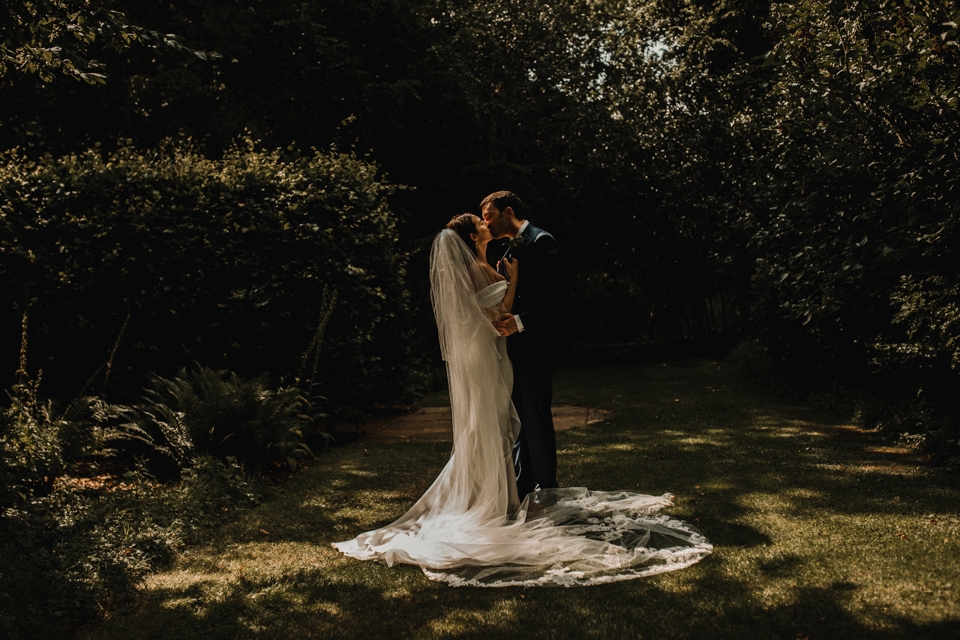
430, 228, 503, 361
429, 229, 522, 519
333, 230, 712, 587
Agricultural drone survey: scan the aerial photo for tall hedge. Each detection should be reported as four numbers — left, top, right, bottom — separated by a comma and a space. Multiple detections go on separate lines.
0, 140, 417, 412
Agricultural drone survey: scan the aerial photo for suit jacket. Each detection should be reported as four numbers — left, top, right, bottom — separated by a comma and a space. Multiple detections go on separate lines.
499, 223, 565, 364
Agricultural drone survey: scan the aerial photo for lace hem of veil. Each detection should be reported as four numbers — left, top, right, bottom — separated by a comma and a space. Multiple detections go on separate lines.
335, 485, 713, 589
420, 487, 713, 588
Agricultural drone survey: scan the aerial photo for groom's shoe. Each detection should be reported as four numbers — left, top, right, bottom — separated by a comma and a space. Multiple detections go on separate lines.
527, 487, 558, 514
533, 487, 558, 506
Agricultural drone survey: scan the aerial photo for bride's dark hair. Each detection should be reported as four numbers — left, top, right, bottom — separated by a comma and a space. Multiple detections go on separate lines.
445, 213, 477, 255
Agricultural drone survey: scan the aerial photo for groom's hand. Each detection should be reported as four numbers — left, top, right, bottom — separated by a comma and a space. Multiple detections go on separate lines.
494, 313, 519, 337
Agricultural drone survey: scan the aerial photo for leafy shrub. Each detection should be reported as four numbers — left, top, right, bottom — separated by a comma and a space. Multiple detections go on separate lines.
0, 366, 284, 636
0, 456, 260, 638
890, 276, 960, 372
0, 375, 100, 500
121, 365, 313, 472
704, 1, 960, 457
0, 138, 418, 415
743, 0, 959, 372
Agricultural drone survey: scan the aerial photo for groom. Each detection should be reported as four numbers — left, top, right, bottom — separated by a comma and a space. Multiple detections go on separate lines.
481, 191, 565, 500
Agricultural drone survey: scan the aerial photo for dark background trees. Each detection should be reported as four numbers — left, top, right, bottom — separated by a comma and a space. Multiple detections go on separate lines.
2, 0, 958, 439
734, 1, 959, 440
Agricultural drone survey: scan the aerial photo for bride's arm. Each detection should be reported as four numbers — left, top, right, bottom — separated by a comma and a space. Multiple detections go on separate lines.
500, 257, 519, 313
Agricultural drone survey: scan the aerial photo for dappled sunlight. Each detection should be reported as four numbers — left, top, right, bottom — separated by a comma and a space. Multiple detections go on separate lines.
760, 424, 817, 437
675, 436, 727, 447
737, 491, 796, 513
855, 462, 925, 476
329, 505, 391, 531
812, 462, 847, 472
650, 570, 708, 596
148, 570, 231, 594
868, 445, 912, 455
351, 488, 420, 505
315, 600, 343, 617
82, 359, 960, 640
783, 487, 825, 500
593, 442, 637, 452
328, 469, 381, 485
157, 596, 205, 612
703, 427, 734, 436
424, 598, 520, 636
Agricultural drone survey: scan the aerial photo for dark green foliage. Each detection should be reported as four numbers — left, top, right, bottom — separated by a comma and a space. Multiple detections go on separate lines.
0, 375, 98, 500
743, 0, 959, 374
722, 1, 960, 446
128, 365, 312, 471
0, 365, 309, 636
892, 276, 960, 372
0, 0, 212, 84
0, 138, 417, 413
0, 51, 420, 634
2, 0, 957, 444
613, 1, 960, 451
0, 456, 259, 638
0, 0, 754, 343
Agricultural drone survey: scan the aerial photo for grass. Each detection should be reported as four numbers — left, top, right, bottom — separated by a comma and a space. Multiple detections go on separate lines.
78, 358, 960, 639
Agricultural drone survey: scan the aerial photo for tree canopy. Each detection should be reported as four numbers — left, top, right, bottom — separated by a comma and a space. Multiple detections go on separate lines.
1, 0, 212, 84
1, 0, 958, 426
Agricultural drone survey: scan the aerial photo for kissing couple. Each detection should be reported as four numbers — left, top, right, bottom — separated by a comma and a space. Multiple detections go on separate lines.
333, 191, 711, 587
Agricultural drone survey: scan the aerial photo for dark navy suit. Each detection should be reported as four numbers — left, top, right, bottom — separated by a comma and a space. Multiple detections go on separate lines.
498, 223, 565, 499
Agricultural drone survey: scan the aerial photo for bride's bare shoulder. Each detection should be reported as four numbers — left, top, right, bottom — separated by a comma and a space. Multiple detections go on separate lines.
476, 261, 504, 283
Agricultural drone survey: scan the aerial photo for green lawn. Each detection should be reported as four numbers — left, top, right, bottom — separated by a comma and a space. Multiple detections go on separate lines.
81, 359, 960, 639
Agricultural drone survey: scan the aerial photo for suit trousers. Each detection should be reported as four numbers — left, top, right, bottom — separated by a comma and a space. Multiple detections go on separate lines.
512, 360, 558, 499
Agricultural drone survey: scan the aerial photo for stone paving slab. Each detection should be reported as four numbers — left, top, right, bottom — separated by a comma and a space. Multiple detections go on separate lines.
361, 405, 613, 443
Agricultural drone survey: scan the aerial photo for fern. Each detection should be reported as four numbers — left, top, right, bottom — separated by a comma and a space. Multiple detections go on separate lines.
131, 365, 311, 470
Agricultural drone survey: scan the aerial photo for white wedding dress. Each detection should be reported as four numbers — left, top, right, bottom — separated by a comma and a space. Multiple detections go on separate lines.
332, 230, 712, 586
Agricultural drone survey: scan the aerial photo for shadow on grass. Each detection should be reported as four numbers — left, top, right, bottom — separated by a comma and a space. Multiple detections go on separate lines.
83, 359, 960, 640
85, 562, 960, 640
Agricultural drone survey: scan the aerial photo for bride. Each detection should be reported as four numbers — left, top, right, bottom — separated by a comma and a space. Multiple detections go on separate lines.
332, 214, 712, 587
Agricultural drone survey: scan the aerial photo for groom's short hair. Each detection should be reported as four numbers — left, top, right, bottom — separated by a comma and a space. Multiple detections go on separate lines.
480, 191, 525, 220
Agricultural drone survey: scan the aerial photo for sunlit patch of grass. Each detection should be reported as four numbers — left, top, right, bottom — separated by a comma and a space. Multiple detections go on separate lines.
426, 601, 520, 636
